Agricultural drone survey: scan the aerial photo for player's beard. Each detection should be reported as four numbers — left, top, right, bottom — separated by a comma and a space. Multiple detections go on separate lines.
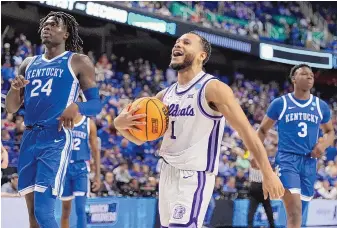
169, 53, 194, 71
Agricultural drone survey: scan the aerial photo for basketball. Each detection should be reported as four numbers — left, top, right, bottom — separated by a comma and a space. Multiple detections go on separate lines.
128, 97, 169, 141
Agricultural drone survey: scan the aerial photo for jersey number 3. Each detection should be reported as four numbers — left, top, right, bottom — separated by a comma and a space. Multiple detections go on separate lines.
31, 79, 53, 97
298, 122, 308, 137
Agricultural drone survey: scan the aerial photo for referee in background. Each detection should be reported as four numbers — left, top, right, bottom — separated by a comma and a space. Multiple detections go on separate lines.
248, 158, 275, 228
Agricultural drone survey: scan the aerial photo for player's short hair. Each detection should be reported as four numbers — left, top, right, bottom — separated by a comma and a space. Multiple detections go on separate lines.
188, 31, 211, 65
289, 63, 312, 80
39, 11, 83, 52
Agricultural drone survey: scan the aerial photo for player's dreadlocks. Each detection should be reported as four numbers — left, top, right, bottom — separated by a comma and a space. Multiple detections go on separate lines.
39, 11, 83, 52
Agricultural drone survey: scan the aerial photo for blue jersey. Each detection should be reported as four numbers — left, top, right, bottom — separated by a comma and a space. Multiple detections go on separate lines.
267, 93, 331, 156
71, 116, 91, 161
24, 51, 80, 126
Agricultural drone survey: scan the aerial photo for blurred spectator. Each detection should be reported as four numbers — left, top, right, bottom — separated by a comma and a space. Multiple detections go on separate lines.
315, 180, 337, 199
1, 173, 19, 197
100, 171, 119, 196
113, 162, 132, 185
223, 176, 237, 193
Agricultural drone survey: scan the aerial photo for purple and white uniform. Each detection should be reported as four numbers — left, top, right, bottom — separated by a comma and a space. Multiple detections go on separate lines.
159, 71, 225, 228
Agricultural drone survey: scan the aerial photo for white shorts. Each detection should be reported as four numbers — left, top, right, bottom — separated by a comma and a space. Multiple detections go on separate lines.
159, 161, 215, 228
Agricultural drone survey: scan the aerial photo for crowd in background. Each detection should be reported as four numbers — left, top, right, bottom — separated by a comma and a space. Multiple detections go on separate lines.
1, 31, 337, 202
121, 1, 337, 52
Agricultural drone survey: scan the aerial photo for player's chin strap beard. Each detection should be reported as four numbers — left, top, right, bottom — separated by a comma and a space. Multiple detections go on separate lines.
169, 58, 193, 71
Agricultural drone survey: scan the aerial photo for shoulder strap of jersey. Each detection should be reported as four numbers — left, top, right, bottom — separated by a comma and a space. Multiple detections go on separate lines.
87, 117, 91, 136
278, 95, 288, 120
24, 55, 39, 75
197, 75, 223, 119
162, 82, 177, 100
315, 96, 323, 120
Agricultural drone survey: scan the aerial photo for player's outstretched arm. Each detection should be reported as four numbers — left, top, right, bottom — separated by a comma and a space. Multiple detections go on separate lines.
89, 119, 101, 191
205, 80, 284, 199
5, 57, 33, 113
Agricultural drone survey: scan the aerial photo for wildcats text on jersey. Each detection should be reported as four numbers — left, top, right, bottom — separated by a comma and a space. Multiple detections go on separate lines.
168, 104, 195, 117
285, 112, 319, 124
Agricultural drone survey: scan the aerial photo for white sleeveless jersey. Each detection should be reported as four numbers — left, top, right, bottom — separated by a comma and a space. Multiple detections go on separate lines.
159, 72, 226, 175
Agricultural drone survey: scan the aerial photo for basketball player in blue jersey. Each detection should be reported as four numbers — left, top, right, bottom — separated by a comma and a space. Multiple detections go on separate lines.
5, 12, 102, 228
114, 31, 284, 228
256, 64, 334, 228
60, 112, 101, 228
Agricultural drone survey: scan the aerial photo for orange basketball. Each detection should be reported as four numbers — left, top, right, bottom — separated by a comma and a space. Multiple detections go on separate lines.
128, 97, 169, 141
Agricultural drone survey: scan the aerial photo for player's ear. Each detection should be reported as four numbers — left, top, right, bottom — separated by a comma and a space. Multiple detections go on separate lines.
200, 52, 207, 65
291, 75, 296, 84
64, 32, 69, 40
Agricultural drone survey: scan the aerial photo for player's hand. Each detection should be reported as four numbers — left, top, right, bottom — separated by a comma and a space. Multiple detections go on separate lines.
114, 104, 146, 131
311, 137, 325, 158
262, 172, 284, 200
11, 75, 29, 90
58, 103, 79, 131
92, 176, 101, 192
250, 158, 259, 169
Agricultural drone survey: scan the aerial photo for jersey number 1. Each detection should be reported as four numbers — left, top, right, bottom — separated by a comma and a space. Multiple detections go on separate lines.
170, 121, 176, 139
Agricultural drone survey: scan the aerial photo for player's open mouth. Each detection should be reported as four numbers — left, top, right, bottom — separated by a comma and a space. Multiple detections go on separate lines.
172, 50, 184, 57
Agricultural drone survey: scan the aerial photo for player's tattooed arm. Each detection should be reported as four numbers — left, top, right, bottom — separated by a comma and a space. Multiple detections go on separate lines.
205, 80, 284, 199
5, 57, 33, 113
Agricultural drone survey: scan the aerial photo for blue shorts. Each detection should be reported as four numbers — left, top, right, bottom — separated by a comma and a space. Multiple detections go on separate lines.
60, 160, 89, 201
18, 125, 72, 197
275, 152, 317, 201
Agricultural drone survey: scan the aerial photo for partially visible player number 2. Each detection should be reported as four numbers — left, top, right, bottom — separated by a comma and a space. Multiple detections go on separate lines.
31, 79, 53, 97
73, 138, 81, 151
298, 122, 308, 137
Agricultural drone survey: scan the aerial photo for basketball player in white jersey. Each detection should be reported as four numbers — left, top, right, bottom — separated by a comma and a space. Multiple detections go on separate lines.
114, 31, 284, 228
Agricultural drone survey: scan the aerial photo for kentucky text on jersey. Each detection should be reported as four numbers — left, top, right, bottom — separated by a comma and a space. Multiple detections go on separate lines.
26, 68, 64, 80
285, 112, 319, 124
168, 104, 195, 117
72, 130, 87, 140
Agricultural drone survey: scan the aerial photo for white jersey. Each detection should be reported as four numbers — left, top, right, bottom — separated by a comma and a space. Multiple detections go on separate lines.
159, 71, 226, 175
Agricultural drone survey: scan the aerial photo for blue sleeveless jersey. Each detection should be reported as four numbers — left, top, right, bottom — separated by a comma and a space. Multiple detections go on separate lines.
270, 93, 327, 156
71, 116, 91, 161
24, 51, 80, 126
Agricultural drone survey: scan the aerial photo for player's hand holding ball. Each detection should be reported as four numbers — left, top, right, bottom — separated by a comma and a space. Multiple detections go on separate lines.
114, 103, 147, 131
262, 172, 285, 200
114, 97, 169, 142
11, 75, 29, 90
310, 137, 325, 158
127, 97, 169, 141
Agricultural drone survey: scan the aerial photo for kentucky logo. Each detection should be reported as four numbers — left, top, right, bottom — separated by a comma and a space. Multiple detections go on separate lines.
173, 205, 186, 219
169, 104, 195, 117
